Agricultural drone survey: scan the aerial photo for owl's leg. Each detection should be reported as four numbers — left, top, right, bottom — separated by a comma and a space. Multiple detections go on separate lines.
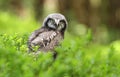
52, 51, 57, 60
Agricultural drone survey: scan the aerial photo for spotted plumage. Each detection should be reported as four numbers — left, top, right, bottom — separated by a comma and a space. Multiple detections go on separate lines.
28, 13, 68, 58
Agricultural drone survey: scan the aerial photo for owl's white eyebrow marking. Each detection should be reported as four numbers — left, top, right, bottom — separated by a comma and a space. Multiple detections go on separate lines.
55, 19, 59, 25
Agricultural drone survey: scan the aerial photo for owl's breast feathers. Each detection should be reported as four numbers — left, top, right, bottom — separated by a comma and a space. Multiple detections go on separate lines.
29, 30, 63, 51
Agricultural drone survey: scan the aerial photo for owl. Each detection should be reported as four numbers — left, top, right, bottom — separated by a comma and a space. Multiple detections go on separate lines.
28, 13, 68, 58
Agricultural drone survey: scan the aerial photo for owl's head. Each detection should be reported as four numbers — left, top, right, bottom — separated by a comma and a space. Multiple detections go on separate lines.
43, 13, 68, 33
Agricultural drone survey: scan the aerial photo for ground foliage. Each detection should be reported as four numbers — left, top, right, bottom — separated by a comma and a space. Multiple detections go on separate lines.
0, 12, 120, 77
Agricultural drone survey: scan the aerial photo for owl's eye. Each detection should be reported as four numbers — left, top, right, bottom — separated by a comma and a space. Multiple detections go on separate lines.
58, 22, 65, 30
47, 19, 56, 29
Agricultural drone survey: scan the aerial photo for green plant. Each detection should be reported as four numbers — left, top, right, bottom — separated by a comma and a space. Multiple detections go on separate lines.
0, 33, 120, 77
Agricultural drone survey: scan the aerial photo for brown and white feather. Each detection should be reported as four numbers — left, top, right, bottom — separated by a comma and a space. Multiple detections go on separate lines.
28, 13, 67, 55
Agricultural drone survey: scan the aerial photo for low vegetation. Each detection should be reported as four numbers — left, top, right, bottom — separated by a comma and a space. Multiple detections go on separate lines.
0, 12, 120, 77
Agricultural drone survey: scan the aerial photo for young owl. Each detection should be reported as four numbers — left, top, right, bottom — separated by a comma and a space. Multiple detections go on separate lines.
28, 13, 68, 58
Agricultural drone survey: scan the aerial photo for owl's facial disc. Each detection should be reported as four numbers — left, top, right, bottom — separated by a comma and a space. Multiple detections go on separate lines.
46, 17, 66, 32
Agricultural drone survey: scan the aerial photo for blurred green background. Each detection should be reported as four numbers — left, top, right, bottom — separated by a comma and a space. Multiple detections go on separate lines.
0, 0, 120, 77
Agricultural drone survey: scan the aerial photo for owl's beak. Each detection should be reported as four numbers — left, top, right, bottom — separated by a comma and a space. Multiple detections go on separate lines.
55, 19, 59, 26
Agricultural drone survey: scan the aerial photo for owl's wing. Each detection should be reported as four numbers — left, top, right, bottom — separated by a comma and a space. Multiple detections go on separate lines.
31, 31, 57, 47
28, 27, 47, 52
28, 27, 47, 42
39, 32, 63, 51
